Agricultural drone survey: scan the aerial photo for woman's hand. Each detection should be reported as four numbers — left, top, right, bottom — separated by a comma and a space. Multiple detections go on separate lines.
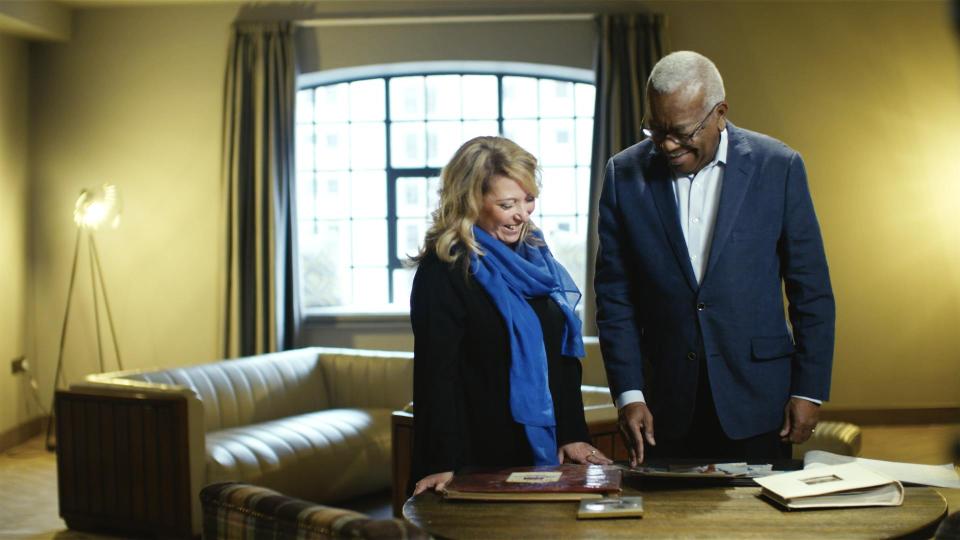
412, 471, 454, 495
558, 442, 613, 465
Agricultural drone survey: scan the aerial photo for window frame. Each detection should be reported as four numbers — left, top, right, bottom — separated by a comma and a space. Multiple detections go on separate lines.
297, 61, 595, 319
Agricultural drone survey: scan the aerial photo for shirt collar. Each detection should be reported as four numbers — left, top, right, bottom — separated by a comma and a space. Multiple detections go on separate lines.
715, 126, 728, 166
676, 127, 728, 181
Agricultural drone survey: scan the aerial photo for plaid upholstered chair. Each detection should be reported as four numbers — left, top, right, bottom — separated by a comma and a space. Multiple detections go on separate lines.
200, 482, 430, 539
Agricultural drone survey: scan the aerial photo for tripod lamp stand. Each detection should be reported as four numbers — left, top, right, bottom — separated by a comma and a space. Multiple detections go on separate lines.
46, 184, 125, 451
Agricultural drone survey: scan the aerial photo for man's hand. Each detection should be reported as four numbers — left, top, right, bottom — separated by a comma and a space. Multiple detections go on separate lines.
412, 471, 454, 495
618, 402, 656, 467
780, 397, 820, 444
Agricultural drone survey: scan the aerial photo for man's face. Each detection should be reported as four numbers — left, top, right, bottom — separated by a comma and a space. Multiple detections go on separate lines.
646, 87, 727, 175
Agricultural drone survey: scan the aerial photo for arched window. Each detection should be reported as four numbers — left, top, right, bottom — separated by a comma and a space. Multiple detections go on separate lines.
296, 62, 594, 312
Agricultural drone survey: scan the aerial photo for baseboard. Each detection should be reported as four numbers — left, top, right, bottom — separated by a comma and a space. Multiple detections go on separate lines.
820, 407, 960, 426
0, 415, 45, 453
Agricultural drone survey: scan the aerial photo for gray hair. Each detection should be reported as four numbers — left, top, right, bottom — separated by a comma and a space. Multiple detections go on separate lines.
647, 51, 725, 112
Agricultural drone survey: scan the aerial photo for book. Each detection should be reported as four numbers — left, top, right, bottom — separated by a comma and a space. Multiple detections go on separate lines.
622, 462, 780, 486
803, 450, 960, 489
442, 464, 622, 501
754, 462, 904, 510
577, 496, 644, 519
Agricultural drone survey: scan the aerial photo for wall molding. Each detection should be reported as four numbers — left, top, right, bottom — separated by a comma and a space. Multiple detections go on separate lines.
821, 408, 960, 426
0, 415, 44, 453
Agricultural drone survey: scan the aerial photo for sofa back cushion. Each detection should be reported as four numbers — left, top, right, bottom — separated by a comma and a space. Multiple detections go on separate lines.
124, 348, 330, 432
318, 349, 414, 410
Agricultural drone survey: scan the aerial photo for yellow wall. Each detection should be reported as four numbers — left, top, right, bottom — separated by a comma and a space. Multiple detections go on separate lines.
645, 0, 960, 409
0, 33, 31, 437
23, 1, 960, 419
28, 5, 239, 407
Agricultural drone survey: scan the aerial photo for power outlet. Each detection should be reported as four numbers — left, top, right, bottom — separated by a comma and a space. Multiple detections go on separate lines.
11, 356, 27, 374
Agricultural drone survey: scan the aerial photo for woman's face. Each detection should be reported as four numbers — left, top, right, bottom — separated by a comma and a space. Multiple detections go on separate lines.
476, 175, 536, 246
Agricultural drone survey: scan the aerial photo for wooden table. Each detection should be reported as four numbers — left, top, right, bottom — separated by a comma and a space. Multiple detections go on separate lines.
403, 484, 947, 539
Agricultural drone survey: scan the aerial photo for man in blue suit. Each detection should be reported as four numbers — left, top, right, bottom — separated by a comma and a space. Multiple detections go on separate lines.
595, 51, 835, 465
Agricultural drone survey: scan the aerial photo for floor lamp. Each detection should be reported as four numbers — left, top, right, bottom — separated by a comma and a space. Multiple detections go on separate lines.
45, 184, 124, 451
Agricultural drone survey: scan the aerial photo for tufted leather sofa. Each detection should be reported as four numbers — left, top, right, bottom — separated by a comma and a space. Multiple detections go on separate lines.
59, 347, 415, 538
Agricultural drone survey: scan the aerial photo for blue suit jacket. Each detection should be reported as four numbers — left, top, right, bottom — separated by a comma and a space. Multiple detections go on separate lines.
595, 123, 835, 440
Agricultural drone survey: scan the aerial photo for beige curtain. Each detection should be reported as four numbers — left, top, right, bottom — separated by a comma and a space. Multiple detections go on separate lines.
221, 22, 300, 357
584, 13, 664, 335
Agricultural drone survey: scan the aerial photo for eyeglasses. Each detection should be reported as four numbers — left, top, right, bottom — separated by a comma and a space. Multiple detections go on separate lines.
642, 102, 721, 145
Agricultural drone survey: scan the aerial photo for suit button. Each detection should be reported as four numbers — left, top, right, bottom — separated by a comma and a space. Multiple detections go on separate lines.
696, 303, 706, 311
687, 352, 697, 361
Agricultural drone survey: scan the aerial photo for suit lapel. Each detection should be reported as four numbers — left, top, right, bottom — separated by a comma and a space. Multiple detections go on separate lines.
648, 151, 699, 292
704, 125, 755, 284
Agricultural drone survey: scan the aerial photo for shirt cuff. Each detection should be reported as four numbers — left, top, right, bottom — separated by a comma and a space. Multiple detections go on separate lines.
615, 390, 646, 409
792, 394, 822, 405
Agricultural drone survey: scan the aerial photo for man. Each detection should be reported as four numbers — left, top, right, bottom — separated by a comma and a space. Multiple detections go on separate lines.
595, 51, 835, 465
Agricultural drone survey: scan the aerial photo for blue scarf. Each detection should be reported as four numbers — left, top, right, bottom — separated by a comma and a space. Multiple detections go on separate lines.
470, 226, 585, 465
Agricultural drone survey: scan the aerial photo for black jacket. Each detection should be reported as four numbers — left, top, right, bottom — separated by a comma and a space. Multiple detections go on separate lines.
410, 251, 590, 483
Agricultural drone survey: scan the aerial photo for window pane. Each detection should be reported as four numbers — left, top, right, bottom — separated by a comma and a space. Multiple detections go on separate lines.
577, 166, 592, 216
427, 121, 463, 168
392, 268, 416, 305
575, 83, 595, 118
540, 167, 577, 215
502, 76, 538, 119
300, 220, 351, 307
390, 121, 426, 168
349, 79, 385, 121
462, 75, 498, 119
316, 83, 349, 122
315, 123, 350, 170
396, 177, 430, 218
539, 119, 576, 167
502, 119, 539, 157
296, 89, 315, 124
296, 124, 315, 172
315, 171, 350, 219
390, 76, 425, 121
350, 122, 386, 170
352, 267, 388, 306
297, 173, 317, 224
539, 215, 585, 295
427, 176, 441, 214
462, 120, 500, 141
351, 170, 386, 219
426, 75, 462, 120
352, 219, 387, 266
397, 217, 428, 261
539, 79, 574, 118
575, 118, 593, 167
531, 205, 543, 225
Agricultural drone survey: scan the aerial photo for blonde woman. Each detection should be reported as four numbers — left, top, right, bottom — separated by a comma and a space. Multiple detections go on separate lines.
409, 136, 611, 496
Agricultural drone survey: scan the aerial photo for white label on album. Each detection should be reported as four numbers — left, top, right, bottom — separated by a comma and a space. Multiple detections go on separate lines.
506, 471, 563, 483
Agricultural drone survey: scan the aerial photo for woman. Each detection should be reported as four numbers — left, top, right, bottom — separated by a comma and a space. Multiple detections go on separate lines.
409, 136, 611, 495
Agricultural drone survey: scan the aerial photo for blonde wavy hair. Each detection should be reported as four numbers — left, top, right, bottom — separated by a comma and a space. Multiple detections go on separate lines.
414, 136, 541, 268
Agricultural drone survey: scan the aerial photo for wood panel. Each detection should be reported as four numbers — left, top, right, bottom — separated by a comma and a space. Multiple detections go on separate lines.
54, 389, 192, 539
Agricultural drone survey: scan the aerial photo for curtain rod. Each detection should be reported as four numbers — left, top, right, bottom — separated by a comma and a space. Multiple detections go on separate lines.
296, 13, 594, 27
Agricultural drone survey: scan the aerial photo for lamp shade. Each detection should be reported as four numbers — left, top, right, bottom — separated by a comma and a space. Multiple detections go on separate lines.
74, 184, 121, 230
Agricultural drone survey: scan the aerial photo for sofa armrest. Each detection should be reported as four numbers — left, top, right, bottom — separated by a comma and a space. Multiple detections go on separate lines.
201, 482, 430, 540
55, 386, 201, 537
